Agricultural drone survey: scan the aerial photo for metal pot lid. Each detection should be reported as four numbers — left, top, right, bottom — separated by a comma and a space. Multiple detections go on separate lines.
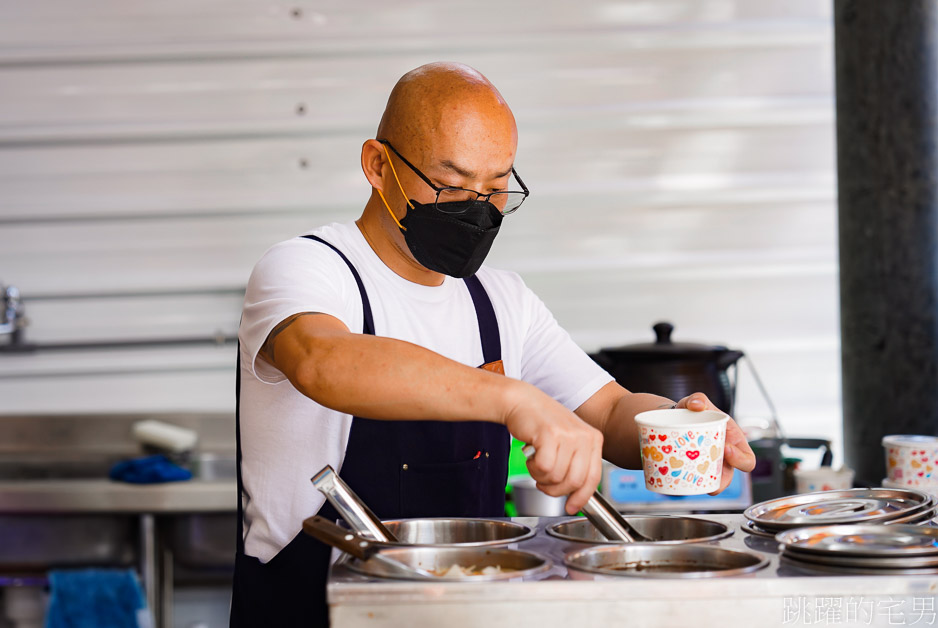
744, 488, 931, 530
884, 504, 938, 525
740, 520, 779, 539
780, 553, 938, 576
781, 545, 938, 569
598, 322, 738, 360
563, 543, 769, 579
546, 515, 732, 545
775, 524, 938, 557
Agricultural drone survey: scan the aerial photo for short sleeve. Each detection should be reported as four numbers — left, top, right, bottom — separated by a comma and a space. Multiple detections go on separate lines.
519, 285, 614, 411
239, 237, 363, 384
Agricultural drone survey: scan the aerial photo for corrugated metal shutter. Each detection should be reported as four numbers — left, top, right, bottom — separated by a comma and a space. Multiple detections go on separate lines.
0, 0, 839, 450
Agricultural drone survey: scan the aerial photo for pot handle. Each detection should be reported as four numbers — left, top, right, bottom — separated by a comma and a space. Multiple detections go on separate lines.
717, 349, 745, 369
786, 438, 834, 467
302, 515, 378, 561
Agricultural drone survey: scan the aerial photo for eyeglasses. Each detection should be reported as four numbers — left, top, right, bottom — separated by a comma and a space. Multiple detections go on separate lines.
377, 139, 529, 215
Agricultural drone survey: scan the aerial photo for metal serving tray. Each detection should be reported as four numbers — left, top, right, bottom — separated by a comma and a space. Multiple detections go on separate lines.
775, 524, 938, 557
744, 488, 931, 530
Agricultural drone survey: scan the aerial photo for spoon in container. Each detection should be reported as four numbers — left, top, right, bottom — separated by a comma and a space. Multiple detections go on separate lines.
521, 444, 649, 542
311, 465, 398, 543
302, 515, 436, 579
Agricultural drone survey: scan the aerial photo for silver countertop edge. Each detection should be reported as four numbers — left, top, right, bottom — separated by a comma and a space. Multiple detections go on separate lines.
0, 479, 237, 513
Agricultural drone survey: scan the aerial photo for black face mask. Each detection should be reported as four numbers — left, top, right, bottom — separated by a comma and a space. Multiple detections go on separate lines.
396, 199, 503, 278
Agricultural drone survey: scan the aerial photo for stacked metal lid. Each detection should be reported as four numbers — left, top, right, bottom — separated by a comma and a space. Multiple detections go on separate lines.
743, 488, 938, 572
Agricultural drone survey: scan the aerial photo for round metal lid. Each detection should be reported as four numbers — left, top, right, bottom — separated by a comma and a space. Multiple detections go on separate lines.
884, 504, 938, 525
740, 520, 778, 539
781, 545, 938, 569
776, 524, 938, 557
780, 552, 938, 576
744, 488, 930, 530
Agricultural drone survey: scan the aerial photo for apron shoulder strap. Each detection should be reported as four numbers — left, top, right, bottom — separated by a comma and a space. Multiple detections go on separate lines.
464, 274, 502, 368
235, 345, 245, 554
300, 234, 375, 336
237, 234, 376, 554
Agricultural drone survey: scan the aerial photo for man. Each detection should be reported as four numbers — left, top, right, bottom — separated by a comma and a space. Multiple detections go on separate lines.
230, 62, 756, 626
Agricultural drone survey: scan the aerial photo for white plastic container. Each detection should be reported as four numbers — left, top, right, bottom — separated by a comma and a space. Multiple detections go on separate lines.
882, 434, 938, 487
508, 476, 566, 516
794, 466, 854, 493
132, 419, 198, 453
882, 478, 938, 496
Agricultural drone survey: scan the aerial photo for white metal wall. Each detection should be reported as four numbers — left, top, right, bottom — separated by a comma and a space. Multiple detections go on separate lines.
0, 1, 839, 450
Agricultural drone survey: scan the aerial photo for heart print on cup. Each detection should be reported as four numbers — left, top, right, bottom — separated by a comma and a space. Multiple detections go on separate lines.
635, 408, 729, 495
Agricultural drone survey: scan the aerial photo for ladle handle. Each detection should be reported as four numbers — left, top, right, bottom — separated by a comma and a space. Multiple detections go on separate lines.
302, 515, 378, 561
582, 492, 643, 543
311, 464, 397, 543
521, 444, 646, 543
302, 515, 437, 580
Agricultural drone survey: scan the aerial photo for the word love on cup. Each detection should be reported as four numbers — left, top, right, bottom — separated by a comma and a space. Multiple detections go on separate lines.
635, 409, 729, 495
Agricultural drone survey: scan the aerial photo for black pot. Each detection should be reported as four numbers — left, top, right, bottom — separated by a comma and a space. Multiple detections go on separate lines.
590, 322, 744, 414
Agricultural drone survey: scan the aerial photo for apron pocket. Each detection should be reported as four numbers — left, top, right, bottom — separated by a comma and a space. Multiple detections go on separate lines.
399, 454, 487, 518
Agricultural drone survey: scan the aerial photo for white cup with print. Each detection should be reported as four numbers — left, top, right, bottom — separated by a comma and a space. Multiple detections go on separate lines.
882, 435, 938, 487
634, 409, 729, 495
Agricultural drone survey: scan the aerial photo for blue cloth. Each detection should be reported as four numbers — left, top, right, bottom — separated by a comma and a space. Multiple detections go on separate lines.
108, 454, 191, 484
46, 568, 148, 628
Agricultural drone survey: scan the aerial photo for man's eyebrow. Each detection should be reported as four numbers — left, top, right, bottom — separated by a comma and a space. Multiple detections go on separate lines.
438, 159, 513, 181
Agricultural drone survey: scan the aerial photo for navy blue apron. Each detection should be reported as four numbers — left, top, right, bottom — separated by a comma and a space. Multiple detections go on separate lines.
230, 235, 510, 627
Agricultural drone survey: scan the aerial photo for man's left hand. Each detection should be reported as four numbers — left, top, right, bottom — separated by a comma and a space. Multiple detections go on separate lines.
673, 392, 756, 495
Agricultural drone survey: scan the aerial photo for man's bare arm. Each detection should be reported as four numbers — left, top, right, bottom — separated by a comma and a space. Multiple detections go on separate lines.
257, 312, 605, 513
575, 381, 672, 469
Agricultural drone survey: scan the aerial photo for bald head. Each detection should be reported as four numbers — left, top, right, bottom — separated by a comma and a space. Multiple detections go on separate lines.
376, 62, 517, 176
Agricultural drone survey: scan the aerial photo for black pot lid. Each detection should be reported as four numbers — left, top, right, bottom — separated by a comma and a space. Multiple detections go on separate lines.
600, 322, 730, 358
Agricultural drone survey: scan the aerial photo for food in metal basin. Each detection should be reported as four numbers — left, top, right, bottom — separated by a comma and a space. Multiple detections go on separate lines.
433, 564, 513, 577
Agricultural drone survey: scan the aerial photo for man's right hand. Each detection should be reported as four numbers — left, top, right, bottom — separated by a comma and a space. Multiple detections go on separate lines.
501, 381, 603, 515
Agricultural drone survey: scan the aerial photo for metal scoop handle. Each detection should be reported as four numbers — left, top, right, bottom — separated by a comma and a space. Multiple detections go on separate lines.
311, 464, 398, 543
302, 515, 435, 579
520, 444, 647, 543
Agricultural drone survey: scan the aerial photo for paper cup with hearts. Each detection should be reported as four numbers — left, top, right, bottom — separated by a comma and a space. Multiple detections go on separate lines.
635, 409, 730, 495
882, 435, 938, 487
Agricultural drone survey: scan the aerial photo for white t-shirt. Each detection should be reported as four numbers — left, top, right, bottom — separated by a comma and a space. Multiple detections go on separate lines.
238, 221, 613, 562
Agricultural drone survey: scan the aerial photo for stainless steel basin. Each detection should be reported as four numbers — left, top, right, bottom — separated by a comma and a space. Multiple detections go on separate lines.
0, 514, 137, 571
0, 458, 118, 480
170, 512, 237, 569
186, 453, 237, 481
0, 452, 239, 572
170, 453, 238, 569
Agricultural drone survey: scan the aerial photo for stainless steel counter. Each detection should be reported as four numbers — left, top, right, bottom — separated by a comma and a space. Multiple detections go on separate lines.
328, 515, 938, 628
0, 478, 236, 513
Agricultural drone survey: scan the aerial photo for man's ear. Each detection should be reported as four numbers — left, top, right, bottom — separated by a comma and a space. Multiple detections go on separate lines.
361, 139, 387, 190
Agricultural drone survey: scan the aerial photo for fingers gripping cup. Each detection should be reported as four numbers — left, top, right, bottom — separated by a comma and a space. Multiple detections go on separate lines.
635, 409, 729, 495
